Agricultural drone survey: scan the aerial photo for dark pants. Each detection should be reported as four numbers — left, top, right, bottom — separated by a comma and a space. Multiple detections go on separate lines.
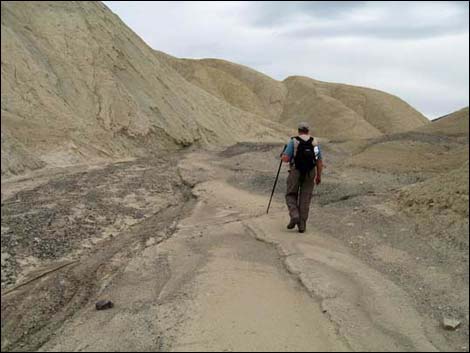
285, 168, 315, 222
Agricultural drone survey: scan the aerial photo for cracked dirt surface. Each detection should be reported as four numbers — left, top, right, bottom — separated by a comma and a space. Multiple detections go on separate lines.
1, 143, 468, 352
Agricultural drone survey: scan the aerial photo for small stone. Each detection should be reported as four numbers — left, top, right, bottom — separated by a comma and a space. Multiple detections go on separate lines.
96, 300, 114, 311
146, 237, 156, 247
1, 253, 11, 264
443, 318, 461, 330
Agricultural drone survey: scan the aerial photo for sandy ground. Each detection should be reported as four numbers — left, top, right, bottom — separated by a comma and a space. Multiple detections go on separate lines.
1, 143, 468, 352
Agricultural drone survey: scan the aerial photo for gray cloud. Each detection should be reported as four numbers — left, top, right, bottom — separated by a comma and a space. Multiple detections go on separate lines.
104, 1, 469, 119
246, 1, 367, 26
246, 1, 469, 40
280, 21, 468, 40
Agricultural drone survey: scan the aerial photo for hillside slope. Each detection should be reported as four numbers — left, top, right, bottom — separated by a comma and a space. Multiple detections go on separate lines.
397, 107, 469, 244
1, 1, 431, 177
418, 107, 469, 137
155, 51, 287, 121
350, 107, 469, 173
1, 1, 285, 176
157, 53, 429, 139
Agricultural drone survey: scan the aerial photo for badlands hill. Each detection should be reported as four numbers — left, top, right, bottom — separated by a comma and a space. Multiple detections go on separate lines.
155, 52, 429, 139
344, 105, 469, 248
419, 106, 469, 137
1, 2, 469, 351
2, 1, 429, 177
397, 107, 469, 238
350, 107, 469, 173
0, 1, 285, 176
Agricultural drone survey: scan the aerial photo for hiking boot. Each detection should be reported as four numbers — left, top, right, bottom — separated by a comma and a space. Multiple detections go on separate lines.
287, 217, 299, 230
298, 219, 306, 233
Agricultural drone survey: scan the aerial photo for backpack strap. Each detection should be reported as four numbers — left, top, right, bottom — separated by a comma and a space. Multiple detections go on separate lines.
310, 137, 318, 163
312, 143, 317, 163
295, 136, 313, 145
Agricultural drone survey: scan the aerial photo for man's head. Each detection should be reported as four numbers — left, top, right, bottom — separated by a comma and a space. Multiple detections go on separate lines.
297, 122, 310, 135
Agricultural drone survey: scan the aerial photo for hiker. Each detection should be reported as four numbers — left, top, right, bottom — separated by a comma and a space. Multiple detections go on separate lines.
281, 122, 323, 233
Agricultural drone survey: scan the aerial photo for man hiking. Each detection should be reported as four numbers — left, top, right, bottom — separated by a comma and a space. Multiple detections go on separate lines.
281, 122, 323, 233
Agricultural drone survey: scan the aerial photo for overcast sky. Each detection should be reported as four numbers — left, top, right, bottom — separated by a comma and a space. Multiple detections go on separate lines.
105, 1, 469, 119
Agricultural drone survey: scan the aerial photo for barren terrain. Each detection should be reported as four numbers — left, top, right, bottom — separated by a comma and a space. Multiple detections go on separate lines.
1, 2, 468, 352
2, 131, 468, 351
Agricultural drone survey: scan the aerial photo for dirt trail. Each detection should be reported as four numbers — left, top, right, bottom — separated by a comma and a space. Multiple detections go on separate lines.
2, 147, 466, 351
155, 180, 348, 351
166, 152, 440, 351
38, 151, 441, 351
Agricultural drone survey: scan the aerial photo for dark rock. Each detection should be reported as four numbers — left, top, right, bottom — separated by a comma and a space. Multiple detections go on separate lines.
95, 300, 114, 311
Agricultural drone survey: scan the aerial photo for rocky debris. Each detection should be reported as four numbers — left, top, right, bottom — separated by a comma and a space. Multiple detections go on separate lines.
145, 237, 156, 247
0, 157, 184, 289
95, 300, 114, 311
168, 221, 178, 234
398, 162, 469, 218
1, 252, 11, 265
442, 318, 461, 330
1, 252, 16, 289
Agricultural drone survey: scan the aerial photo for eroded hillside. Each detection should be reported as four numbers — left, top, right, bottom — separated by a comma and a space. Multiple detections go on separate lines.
1, 1, 286, 176
157, 52, 429, 140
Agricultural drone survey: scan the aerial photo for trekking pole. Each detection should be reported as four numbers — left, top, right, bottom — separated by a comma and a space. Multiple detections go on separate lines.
267, 145, 287, 214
